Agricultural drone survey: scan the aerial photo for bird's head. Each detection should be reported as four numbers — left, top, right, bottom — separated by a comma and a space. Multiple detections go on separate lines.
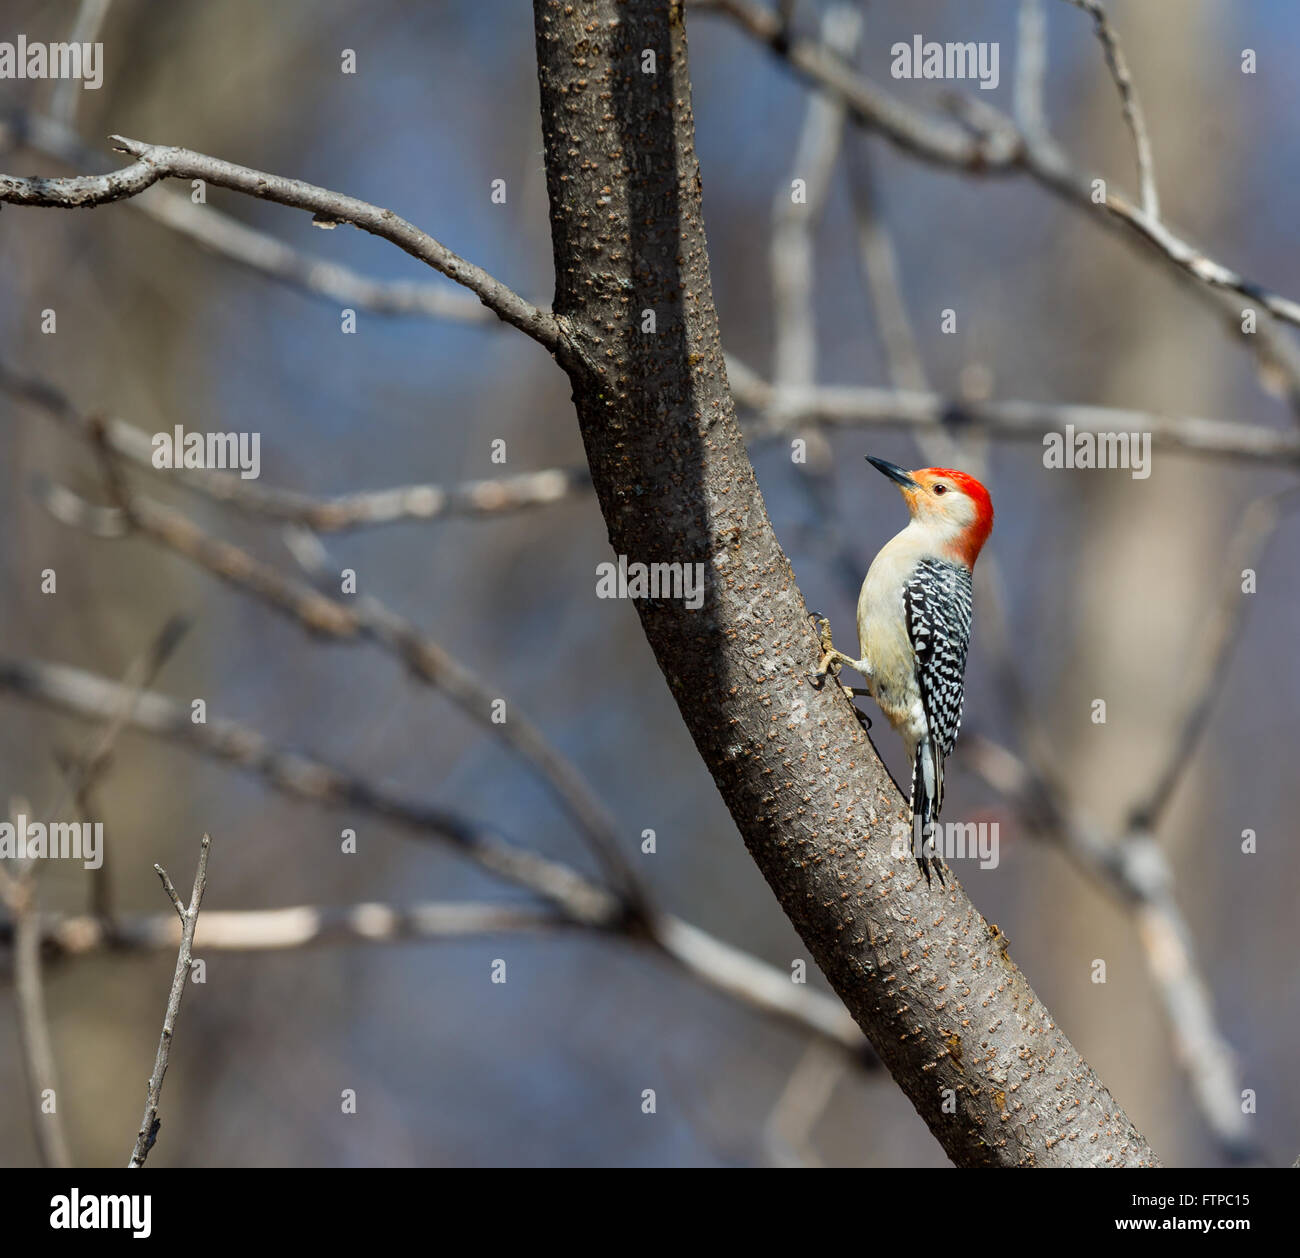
866, 455, 994, 568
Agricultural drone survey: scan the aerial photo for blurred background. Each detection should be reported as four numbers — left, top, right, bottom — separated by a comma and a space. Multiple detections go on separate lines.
0, 0, 1296, 1167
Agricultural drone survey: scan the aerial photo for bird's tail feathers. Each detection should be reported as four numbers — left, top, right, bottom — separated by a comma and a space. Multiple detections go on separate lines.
910, 739, 946, 887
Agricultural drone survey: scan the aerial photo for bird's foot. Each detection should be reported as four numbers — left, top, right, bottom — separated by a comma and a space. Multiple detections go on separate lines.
807, 612, 842, 687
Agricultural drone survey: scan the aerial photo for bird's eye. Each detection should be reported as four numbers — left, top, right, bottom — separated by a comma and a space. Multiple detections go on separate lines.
933, 484, 948, 495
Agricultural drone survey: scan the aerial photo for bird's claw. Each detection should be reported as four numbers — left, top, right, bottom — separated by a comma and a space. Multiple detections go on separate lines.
809, 611, 836, 655
807, 612, 841, 687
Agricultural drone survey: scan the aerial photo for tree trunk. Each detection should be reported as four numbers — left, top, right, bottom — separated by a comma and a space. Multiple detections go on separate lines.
531, 0, 1157, 1167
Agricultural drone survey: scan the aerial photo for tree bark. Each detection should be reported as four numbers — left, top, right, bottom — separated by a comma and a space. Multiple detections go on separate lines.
531, 0, 1158, 1166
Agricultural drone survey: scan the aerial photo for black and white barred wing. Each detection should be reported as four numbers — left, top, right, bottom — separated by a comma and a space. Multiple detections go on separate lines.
903, 557, 974, 813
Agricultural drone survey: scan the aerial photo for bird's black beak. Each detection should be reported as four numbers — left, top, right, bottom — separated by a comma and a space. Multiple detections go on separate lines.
866, 455, 919, 490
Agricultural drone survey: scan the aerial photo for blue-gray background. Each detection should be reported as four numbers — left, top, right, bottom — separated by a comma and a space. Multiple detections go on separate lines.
0, 0, 1296, 1166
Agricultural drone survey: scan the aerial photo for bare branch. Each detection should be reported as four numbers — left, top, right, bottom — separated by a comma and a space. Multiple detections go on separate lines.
162, 465, 593, 532
1131, 897, 1246, 1155
47, 442, 643, 911
734, 369, 1300, 467
1, 615, 189, 1169
48, 1, 113, 126
845, 142, 930, 396
693, 0, 1020, 168
771, 5, 866, 594
4, 865, 73, 1169
963, 734, 1252, 1157
153, 865, 185, 921
2, 370, 592, 530
0, 652, 864, 1053
0, 363, 594, 533
28, 900, 572, 956
696, 0, 1300, 342
764, 1042, 846, 1167
771, 4, 860, 391
22, 391, 632, 910
1062, 0, 1159, 219
1014, 0, 1052, 152
49, 613, 192, 826
1, 114, 501, 324
12, 897, 866, 1051
0, 134, 561, 351
128, 833, 211, 1168
0, 651, 617, 923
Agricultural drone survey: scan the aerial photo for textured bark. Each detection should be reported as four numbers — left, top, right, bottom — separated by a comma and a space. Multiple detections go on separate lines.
532, 0, 1158, 1166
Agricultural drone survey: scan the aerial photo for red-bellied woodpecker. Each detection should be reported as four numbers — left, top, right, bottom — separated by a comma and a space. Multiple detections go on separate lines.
811, 456, 994, 885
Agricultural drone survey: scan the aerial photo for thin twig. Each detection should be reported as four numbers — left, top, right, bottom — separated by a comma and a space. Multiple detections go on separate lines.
845, 142, 930, 396
128, 833, 211, 1167
2, 616, 190, 1168
5, 855, 73, 1169
49, 614, 192, 826
1062, 0, 1159, 219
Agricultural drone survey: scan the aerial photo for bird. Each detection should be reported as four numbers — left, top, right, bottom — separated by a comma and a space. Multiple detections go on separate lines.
810, 456, 994, 885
